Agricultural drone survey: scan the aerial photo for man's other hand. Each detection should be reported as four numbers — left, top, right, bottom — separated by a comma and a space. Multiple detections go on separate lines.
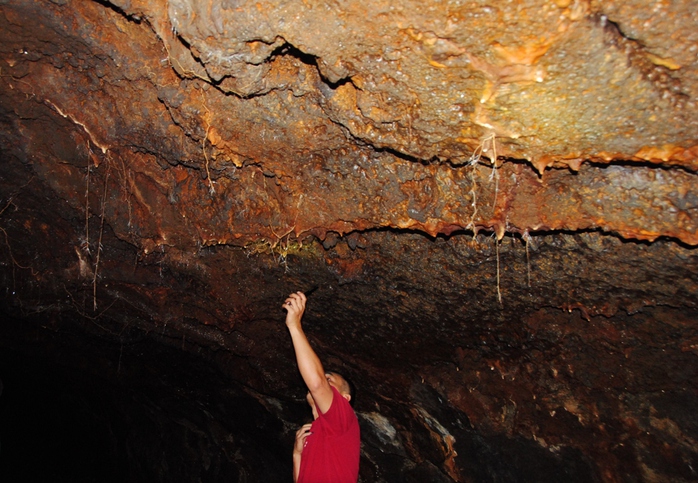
293, 423, 313, 455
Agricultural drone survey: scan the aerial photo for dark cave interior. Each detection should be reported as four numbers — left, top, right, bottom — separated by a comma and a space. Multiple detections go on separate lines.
1, 0, 698, 481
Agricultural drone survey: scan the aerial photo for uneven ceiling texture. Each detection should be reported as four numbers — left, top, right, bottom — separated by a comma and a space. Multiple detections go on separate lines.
0, 0, 697, 482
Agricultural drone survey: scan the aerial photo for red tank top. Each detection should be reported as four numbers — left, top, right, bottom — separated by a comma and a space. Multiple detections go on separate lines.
298, 386, 360, 483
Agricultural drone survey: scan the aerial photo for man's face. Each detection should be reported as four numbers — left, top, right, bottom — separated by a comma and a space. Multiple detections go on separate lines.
325, 372, 347, 394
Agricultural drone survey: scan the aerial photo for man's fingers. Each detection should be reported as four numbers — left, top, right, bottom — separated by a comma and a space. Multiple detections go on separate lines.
298, 423, 312, 433
294, 424, 313, 454
295, 424, 313, 439
283, 295, 298, 309
284, 292, 307, 308
289, 292, 305, 302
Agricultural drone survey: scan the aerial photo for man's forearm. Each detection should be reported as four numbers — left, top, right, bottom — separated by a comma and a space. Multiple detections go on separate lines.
288, 325, 325, 391
293, 452, 301, 482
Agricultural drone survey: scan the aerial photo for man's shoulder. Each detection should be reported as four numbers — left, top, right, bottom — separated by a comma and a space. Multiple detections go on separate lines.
321, 386, 358, 428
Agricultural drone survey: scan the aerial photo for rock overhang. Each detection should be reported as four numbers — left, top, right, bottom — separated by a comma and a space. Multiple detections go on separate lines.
1, 0, 697, 481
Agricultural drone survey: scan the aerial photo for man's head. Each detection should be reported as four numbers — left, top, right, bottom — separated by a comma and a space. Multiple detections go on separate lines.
326, 372, 352, 402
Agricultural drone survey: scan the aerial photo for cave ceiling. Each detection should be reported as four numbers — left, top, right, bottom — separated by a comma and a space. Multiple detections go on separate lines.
1, 0, 697, 481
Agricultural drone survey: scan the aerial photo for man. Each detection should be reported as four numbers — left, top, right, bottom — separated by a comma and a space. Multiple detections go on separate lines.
283, 291, 360, 483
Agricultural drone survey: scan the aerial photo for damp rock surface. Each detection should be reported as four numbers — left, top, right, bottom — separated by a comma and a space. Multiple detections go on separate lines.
1, 1, 697, 482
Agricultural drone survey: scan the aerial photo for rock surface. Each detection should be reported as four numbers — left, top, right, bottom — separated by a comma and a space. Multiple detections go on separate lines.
0, 0, 697, 481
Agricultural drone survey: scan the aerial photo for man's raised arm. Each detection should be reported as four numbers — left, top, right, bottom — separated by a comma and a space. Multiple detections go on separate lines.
283, 291, 334, 414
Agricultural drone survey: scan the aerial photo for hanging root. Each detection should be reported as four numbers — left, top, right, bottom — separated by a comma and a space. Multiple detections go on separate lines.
93, 160, 111, 311
466, 133, 500, 231
495, 235, 503, 306
1, 223, 37, 276
113, 156, 134, 230
199, 89, 216, 195
488, 135, 499, 218
467, 167, 479, 234
82, 151, 92, 254
0, 180, 39, 283
523, 230, 532, 288
466, 133, 506, 305
202, 131, 215, 195
251, 194, 305, 271
467, 133, 497, 167
479, 134, 503, 305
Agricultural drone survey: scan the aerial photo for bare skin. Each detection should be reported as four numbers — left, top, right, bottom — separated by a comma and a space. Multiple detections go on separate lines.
283, 291, 352, 482
294, 423, 313, 463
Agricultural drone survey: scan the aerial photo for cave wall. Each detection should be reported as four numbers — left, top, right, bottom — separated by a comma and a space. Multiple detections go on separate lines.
1, 0, 697, 482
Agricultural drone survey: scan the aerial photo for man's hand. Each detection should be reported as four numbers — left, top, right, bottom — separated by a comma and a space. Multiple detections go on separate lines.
283, 291, 307, 330
294, 423, 313, 455
293, 422, 313, 482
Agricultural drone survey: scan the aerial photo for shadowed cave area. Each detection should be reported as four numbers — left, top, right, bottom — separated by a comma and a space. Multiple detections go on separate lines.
1, 0, 697, 482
